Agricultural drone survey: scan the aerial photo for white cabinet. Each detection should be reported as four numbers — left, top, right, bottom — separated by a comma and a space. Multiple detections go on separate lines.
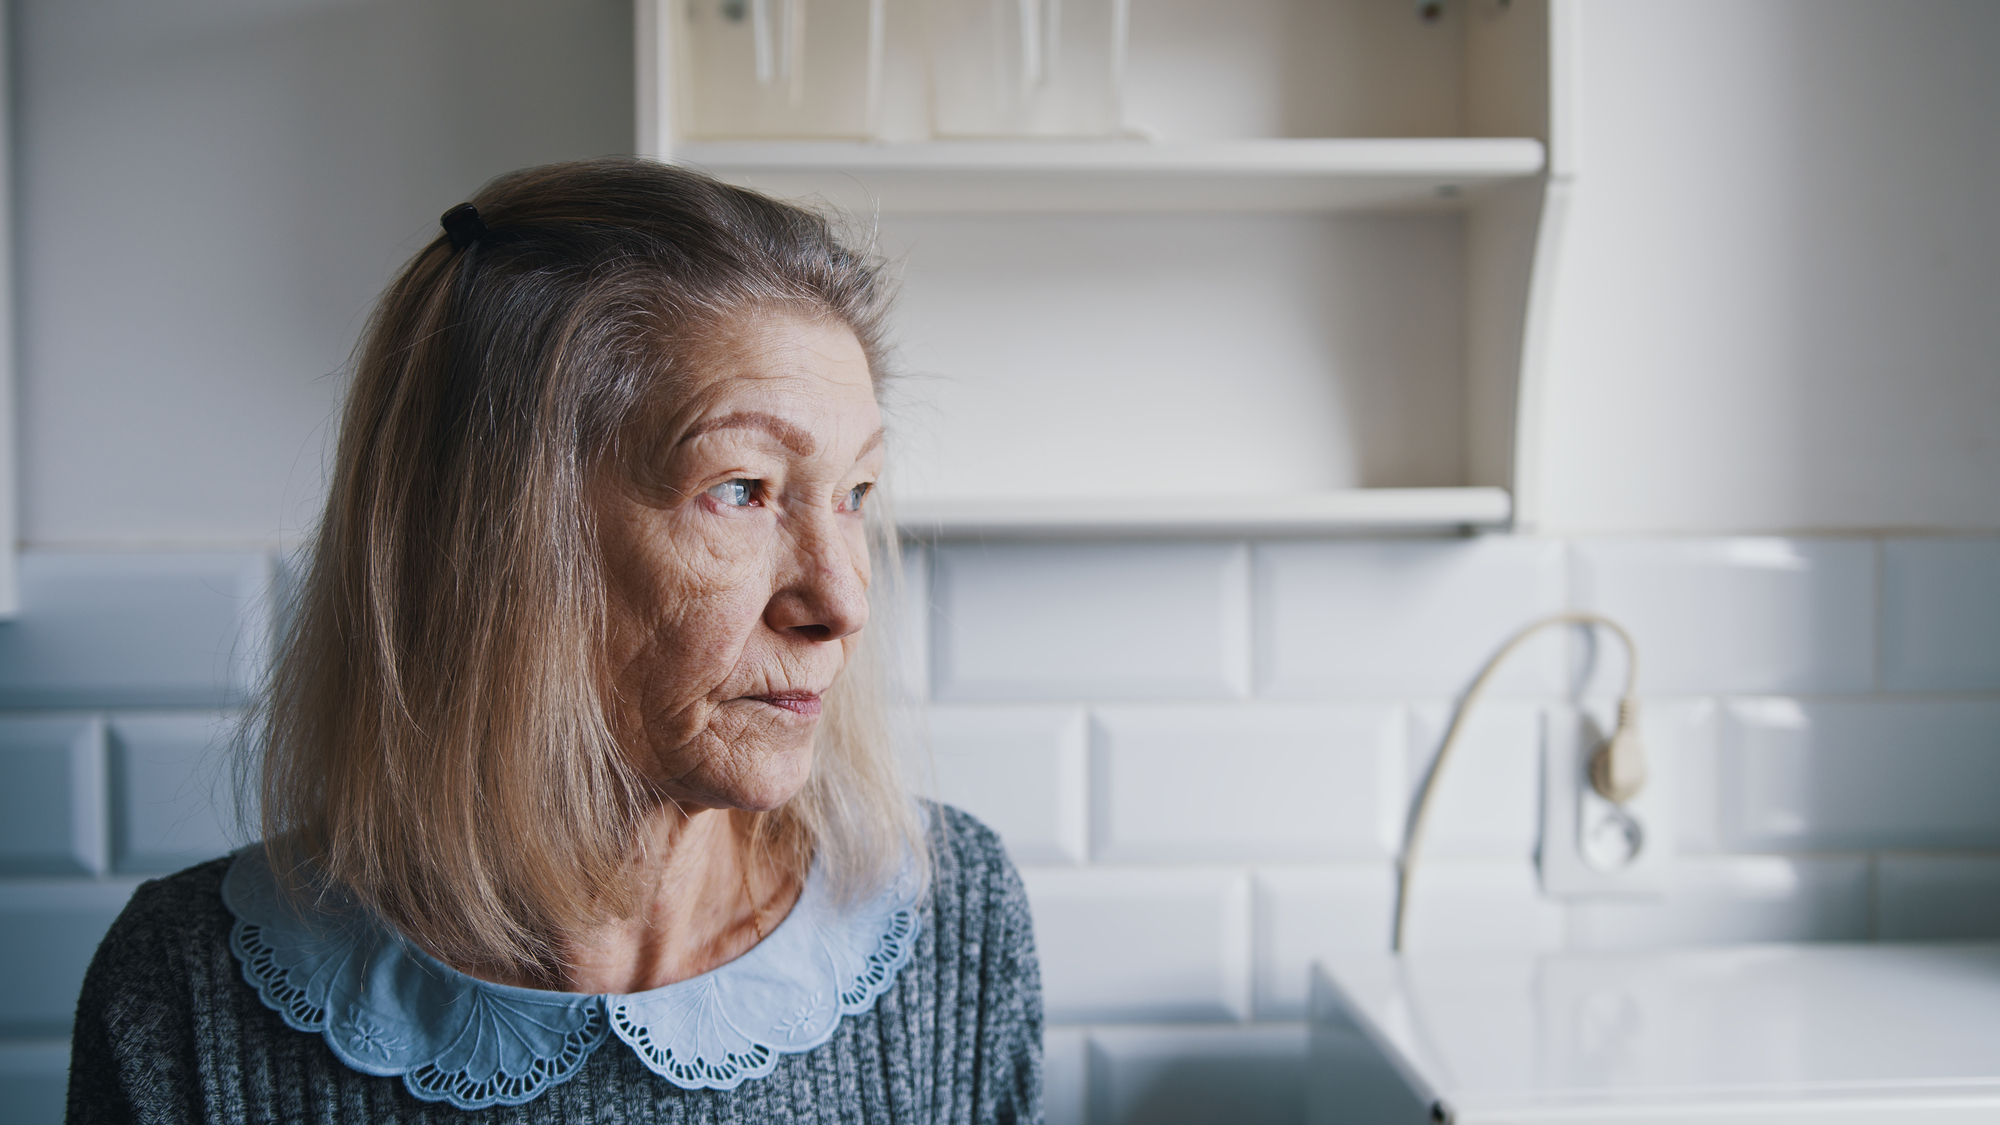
636, 0, 1575, 535
1309, 946, 2000, 1123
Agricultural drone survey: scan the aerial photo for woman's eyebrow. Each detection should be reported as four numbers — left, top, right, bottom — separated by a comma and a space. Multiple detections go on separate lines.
679, 413, 886, 461
680, 411, 815, 455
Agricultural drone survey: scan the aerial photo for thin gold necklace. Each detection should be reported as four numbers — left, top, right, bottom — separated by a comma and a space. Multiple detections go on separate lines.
740, 858, 768, 942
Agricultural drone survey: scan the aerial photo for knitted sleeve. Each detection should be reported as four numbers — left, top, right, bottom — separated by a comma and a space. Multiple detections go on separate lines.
938, 805, 1045, 1125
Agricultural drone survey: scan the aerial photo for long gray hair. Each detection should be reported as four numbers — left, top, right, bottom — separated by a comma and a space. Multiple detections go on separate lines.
252, 157, 923, 975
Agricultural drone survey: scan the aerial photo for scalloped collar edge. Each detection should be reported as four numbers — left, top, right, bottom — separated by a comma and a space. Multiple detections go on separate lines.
220, 844, 922, 1109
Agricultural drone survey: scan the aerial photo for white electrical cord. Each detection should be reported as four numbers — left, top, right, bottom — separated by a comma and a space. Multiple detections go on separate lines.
1391, 612, 1643, 953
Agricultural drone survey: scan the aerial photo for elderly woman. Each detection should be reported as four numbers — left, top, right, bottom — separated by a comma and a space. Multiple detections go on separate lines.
68, 159, 1041, 1122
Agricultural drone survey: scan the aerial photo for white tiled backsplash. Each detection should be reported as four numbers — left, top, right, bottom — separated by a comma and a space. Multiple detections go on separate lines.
2, 533, 1998, 1123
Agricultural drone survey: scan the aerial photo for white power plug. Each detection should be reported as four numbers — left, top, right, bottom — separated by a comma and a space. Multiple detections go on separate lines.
1589, 698, 1648, 805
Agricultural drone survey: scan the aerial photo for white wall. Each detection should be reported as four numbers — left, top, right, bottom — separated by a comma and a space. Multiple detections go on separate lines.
16, 0, 632, 548
1538, 0, 2000, 534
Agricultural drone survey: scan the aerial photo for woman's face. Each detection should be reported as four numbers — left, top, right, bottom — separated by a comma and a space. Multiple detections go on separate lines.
595, 313, 882, 813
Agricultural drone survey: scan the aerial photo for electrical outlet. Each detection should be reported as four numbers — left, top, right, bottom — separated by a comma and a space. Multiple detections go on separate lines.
1539, 703, 1672, 898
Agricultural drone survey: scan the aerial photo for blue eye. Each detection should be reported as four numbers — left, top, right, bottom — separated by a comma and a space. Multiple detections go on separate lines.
706, 479, 759, 507
841, 483, 872, 512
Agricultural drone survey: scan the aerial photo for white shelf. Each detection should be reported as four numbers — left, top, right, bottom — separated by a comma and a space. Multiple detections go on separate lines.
671, 138, 1546, 213
641, 0, 1571, 533
894, 487, 1511, 537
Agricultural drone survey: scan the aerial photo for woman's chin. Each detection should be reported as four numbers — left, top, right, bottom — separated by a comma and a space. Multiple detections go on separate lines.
662, 743, 816, 813
726, 765, 813, 812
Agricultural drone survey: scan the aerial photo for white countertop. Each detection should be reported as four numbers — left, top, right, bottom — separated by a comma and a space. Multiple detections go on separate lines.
1309, 943, 2000, 1124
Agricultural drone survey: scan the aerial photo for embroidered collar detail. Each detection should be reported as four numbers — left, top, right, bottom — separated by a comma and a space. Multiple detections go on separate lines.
222, 847, 922, 1110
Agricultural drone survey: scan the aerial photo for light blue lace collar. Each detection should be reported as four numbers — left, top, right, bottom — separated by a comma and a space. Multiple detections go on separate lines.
221, 846, 921, 1110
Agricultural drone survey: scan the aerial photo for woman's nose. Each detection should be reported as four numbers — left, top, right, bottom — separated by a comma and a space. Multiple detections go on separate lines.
764, 523, 869, 643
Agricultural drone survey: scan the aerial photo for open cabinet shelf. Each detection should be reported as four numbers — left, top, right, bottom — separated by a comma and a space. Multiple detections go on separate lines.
638, 0, 1575, 536
896, 486, 1512, 538
673, 138, 1546, 214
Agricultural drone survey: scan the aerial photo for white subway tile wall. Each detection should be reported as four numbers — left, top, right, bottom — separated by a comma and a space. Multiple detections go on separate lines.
1252, 865, 1395, 1019
1876, 856, 2000, 940
1, 535, 1995, 1124
0, 1042, 70, 1124
1043, 1025, 1090, 1125
1022, 866, 1253, 1024
1880, 537, 2000, 693
109, 713, 245, 874
932, 542, 1252, 701
1721, 698, 2000, 851
1404, 701, 1541, 859
928, 704, 1089, 864
0, 881, 147, 1038
1571, 538, 1877, 695
1651, 697, 1724, 853
1397, 858, 1567, 951
0, 717, 106, 876
1089, 704, 1403, 863
892, 541, 931, 701
0, 553, 271, 710
1255, 538, 1567, 699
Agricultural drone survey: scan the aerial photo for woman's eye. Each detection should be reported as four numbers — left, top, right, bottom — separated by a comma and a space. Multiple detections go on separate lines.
840, 483, 873, 513
706, 479, 760, 507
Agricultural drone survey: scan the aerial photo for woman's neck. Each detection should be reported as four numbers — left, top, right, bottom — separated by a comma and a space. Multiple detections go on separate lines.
509, 806, 802, 995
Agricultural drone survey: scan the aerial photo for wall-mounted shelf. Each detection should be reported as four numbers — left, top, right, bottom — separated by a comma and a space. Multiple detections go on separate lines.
637, 0, 1576, 537
674, 138, 1546, 213
895, 486, 1511, 538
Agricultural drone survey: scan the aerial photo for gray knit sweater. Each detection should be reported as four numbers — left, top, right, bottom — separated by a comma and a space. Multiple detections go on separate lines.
67, 805, 1041, 1124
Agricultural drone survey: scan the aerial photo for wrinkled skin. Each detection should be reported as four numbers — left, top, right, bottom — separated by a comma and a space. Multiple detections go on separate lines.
596, 314, 880, 811
560, 313, 882, 994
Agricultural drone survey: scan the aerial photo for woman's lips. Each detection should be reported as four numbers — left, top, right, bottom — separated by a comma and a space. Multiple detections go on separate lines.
749, 691, 822, 716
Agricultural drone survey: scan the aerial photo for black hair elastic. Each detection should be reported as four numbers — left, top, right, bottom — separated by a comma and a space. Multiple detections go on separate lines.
440, 203, 487, 251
